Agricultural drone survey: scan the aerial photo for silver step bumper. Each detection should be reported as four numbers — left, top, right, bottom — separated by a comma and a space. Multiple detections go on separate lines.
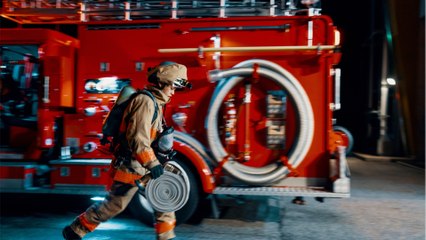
213, 147, 351, 198
213, 186, 349, 198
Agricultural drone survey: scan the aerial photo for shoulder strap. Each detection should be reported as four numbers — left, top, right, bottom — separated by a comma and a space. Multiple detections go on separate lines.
138, 89, 159, 124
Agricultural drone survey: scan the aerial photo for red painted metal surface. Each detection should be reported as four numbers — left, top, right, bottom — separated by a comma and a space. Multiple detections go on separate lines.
50, 162, 111, 186
0, 165, 35, 179
173, 141, 215, 193
74, 16, 338, 179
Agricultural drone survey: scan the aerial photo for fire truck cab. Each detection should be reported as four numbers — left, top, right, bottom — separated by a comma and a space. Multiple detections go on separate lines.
0, 0, 351, 225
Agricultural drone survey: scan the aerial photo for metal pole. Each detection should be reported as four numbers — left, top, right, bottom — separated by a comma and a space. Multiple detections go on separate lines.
377, 37, 390, 155
243, 82, 251, 161
159, 45, 337, 53
270, 0, 276, 16
219, 0, 226, 18
171, 0, 178, 19
125, 1, 131, 21
307, 8, 314, 46
80, 2, 87, 22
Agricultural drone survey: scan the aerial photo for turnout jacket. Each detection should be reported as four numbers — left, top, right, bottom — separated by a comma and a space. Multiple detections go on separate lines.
112, 85, 170, 182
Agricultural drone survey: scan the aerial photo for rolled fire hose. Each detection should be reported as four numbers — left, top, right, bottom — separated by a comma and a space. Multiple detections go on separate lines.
140, 161, 190, 212
206, 59, 315, 185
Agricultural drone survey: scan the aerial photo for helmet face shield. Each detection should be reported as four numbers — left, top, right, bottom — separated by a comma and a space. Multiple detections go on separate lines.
173, 78, 192, 89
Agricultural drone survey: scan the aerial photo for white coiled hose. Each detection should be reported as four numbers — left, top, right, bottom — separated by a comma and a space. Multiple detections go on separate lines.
144, 162, 190, 212
205, 60, 315, 185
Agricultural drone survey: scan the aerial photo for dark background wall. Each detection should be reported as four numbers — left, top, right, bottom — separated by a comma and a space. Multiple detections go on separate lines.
322, 0, 424, 165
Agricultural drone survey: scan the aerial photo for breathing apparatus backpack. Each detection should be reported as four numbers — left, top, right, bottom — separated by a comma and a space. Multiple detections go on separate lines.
101, 86, 158, 151
101, 86, 175, 163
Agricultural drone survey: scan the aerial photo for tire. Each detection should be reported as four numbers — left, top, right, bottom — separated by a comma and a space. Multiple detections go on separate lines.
333, 125, 354, 155
128, 157, 201, 226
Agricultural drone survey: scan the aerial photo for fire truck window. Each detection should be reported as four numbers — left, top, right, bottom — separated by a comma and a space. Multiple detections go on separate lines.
0, 45, 39, 119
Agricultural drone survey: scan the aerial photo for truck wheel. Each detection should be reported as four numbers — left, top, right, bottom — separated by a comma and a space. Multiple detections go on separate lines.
333, 125, 354, 155
128, 158, 201, 226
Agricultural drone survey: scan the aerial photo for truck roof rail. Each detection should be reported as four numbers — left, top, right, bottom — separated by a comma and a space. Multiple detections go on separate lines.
1, 0, 322, 24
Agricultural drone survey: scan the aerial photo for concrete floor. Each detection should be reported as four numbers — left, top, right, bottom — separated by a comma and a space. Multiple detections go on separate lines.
0, 156, 424, 240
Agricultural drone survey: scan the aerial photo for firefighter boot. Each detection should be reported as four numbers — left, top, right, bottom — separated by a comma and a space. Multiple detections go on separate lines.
62, 225, 82, 240
155, 212, 176, 240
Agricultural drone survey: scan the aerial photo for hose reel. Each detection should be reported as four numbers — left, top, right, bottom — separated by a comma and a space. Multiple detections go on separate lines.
137, 161, 190, 212
206, 59, 315, 185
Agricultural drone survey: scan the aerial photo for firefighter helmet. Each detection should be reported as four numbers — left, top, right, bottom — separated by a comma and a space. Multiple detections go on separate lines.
148, 62, 191, 89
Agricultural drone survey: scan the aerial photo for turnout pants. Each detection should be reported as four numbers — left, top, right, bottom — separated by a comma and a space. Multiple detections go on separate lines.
70, 181, 176, 240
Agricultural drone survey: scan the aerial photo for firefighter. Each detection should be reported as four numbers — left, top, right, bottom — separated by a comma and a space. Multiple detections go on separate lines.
62, 62, 190, 240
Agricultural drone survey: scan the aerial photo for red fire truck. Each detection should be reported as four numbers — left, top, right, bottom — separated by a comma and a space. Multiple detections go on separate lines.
0, 0, 352, 225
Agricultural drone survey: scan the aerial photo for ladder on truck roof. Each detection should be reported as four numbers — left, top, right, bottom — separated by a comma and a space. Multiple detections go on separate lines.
1, 0, 322, 24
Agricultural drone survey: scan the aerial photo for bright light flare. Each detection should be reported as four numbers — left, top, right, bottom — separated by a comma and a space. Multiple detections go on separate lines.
386, 78, 396, 86
91, 196, 105, 201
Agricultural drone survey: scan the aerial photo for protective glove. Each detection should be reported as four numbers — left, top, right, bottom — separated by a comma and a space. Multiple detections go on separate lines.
150, 164, 164, 179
